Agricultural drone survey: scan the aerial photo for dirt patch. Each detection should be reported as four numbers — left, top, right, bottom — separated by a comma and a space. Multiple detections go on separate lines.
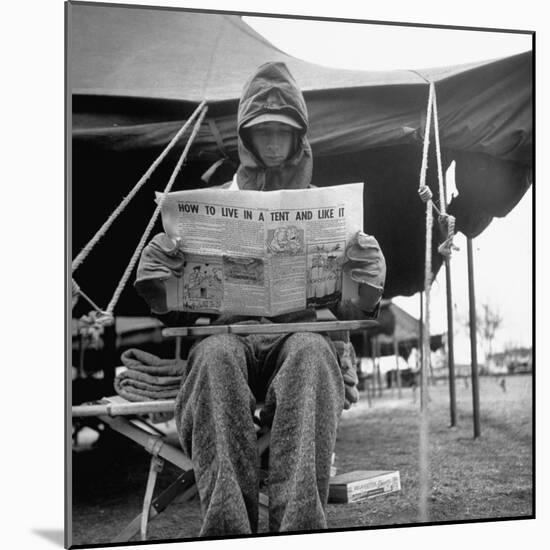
70, 375, 532, 545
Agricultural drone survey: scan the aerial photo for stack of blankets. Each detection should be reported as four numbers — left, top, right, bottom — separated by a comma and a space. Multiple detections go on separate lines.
114, 348, 186, 402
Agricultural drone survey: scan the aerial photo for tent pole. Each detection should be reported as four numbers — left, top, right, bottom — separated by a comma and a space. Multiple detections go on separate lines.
419, 291, 424, 363
393, 334, 402, 399
445, 257, 458, 427
103, 322, 117, 398
442, 166, 457, 427
365, 343, 373, 406
364, 335, 373, 408
370, 336, 377, 398
362, 330, 368, 357
376, 336, 382, 397
419, 291, 425, 407
467, 238, 481, 438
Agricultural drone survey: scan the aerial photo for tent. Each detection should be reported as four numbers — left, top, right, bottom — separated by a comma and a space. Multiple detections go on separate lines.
377, 302, 444, 357
69, 4, 532, 317
350, 301, 444, 358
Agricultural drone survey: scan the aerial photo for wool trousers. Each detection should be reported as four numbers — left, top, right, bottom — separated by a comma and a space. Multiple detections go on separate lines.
174, 331, 344, 535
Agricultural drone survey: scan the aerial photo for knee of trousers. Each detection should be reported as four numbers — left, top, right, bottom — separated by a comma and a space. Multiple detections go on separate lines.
187, 333, 248, 378
283, 332, 335, 354
281, 332, 339, 373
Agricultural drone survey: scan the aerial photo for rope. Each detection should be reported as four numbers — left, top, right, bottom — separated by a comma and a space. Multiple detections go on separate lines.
418, 194, 433, 523
431, 86, 446, 217
417, 82, 457, 258
438, 213, 459, 257
104, 105, 209, 317
431, 85, 459, 259
71, 100, 207, 273
418, 81, 464, 519
72, 278, 113, 347
201, 16, 226, 100
418, 186, 433, 203
72, 278, 103, 314
417, 83, 437, 524
418, 82, 434, 205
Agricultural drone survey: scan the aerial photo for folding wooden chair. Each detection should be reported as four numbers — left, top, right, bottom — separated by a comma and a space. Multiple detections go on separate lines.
72, 310, 377, 541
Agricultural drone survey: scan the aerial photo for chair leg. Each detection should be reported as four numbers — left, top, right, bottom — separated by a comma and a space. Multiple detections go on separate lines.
112, 470, 196, 543
110, 422, 271, 541
140, 454, 165, 540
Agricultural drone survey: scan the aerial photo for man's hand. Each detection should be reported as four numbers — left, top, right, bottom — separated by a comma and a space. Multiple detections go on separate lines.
344, 231, 386, 313
333, 340, 359, 410
134, 233, 185, 314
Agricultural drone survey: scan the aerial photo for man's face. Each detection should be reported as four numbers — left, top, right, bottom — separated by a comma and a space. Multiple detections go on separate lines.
248, 122, 296, 167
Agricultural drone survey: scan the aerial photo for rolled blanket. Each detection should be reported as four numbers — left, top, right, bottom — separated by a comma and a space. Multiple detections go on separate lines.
114, 378, 182, 401
114, 348, 186, 403
116, 376, 181, 393
121, 348, 186, 376
117, 368, 183, 386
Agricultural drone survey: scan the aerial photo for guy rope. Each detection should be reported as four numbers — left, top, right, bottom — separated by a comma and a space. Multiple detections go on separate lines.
417, 81, 458, 522
71, 101, 208, 342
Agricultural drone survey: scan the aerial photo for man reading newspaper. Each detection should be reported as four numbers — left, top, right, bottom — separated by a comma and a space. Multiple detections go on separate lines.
134, 62, 386, 535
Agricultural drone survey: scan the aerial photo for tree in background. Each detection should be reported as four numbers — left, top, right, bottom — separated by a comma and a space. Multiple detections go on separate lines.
462, 302, 503, 363
479, 303, 503, 360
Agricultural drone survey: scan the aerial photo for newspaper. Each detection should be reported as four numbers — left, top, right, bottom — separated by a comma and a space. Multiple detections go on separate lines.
157, 182, 364, 317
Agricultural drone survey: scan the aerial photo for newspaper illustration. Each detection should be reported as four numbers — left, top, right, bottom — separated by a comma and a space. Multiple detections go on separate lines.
158, 182, 364, 316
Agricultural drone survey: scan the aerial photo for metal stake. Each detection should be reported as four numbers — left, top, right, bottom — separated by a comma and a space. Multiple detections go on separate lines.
467, 238, 481, 438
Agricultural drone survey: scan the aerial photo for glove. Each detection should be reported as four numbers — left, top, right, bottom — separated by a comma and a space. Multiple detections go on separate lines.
344, 231, 386, 313
333, 340, 359, 410
134, 233, 185, 314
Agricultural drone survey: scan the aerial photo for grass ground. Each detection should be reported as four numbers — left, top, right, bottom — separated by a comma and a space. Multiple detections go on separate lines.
70, 374, 532, 546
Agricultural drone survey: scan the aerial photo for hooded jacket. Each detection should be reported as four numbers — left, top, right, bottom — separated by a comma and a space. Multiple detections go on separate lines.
139, 62, 378, 327
134, 63, 376, 412
234, 62, 313, 191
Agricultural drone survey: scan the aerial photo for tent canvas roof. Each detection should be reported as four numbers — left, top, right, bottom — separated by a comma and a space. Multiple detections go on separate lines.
70, 5, 501, 101
70, 5, 531, 165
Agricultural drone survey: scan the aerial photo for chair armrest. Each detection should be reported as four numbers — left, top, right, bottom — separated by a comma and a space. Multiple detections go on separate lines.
162, 319, 378, 338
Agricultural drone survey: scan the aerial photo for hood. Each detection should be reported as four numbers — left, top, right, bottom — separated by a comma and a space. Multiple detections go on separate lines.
236, 62, 313, 191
